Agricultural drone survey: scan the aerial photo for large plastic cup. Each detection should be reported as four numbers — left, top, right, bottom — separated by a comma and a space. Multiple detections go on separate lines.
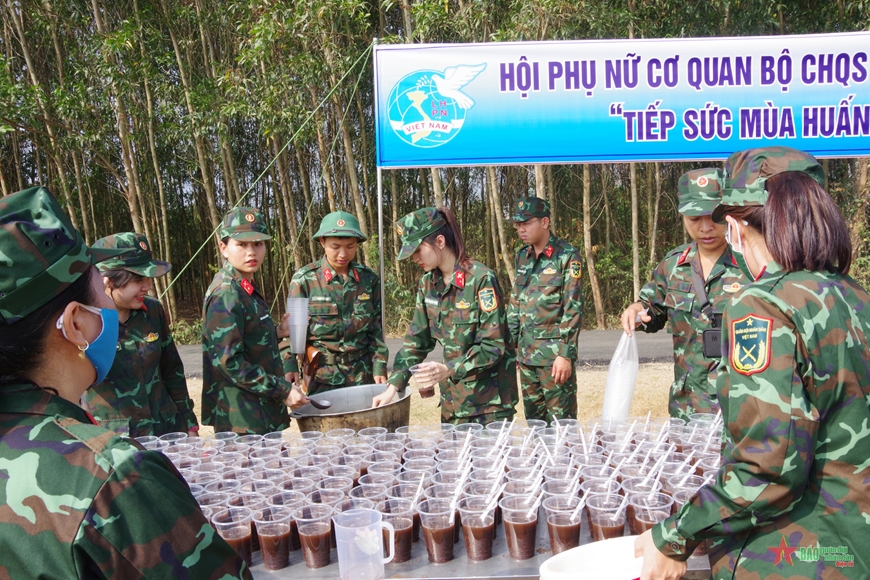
627, 493, 673, 535
377, 499, 415, 563
499, 495, 538, 560
459, 496, 495, 561
417, 499, 454, 563
253, 506, 294, 570
294, 504, 334, 569
286, 297, 309, 353
585, 494, 627, 542
542, 495, 582, 555
212, 507, 254, 566
332, 509, 394, 580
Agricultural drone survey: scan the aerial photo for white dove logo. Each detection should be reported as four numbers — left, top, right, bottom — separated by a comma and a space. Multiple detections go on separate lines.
387, 64, 487, 149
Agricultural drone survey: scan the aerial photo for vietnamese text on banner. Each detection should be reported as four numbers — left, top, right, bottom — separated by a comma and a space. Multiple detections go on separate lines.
373, 32, 870, 167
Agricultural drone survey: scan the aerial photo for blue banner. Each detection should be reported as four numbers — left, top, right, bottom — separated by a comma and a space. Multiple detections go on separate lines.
374, 33, 870, 167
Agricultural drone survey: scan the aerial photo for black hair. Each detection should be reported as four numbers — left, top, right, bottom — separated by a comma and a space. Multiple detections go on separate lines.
421, 207, 472, 270
103, 268, 144, 290
0, 270, 95, 385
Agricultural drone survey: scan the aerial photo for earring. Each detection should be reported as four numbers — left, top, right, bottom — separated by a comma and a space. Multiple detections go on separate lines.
78, 340, 90, 354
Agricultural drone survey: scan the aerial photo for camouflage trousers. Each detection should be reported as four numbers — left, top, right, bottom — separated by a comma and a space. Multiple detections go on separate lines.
669, 378, 721, 422
308, 359, 374, 396
518, 362, 577, 422
442, 406, 515, 426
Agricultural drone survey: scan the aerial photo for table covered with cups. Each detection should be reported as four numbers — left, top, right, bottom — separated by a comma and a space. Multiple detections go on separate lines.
142, 416, 719, 580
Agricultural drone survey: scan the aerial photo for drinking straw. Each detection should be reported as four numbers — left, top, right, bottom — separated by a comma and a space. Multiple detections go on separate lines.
619, 420, 638, 452
610, 494, 630, 522
540, 439, 555, 466
605, 458, 627, 485
590, 422, 599, 445
412, 472, 426, 508
641, 444, 676, 487
525, 492, 543, 519
524, 478, 545, 505
644, 411, 652, 428
579, 427, 589, 455
675, 450, 696, 478
701, 473, 715, 487
713, 409, 722, 426
654, 420, 669, 443
687, 424, 698, 444
569, 496, 587, 523
487, 418, 511, 457
457, 430, 473, 465
521, 429, 536, 451
703, 424, 719, 450
482, 482, 507, 521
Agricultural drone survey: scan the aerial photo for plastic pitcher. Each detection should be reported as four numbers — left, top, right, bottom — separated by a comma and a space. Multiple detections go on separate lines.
332, 509, 395, 580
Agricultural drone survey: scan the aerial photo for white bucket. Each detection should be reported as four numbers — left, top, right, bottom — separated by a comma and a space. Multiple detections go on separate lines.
539, 536, 642, 580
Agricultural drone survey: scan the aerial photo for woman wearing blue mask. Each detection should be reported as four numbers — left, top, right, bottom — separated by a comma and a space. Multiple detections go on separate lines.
0, 187, 250, 578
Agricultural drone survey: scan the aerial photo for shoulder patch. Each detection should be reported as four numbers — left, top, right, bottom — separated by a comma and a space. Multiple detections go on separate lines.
730, 314, 773, 376
478, 288, 497, 312
569, 261, 582, 279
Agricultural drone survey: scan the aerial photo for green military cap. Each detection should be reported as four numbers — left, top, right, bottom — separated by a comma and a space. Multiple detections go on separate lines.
510, 196, 550, 222
0, 186, 130, 324
677, 168, 723, 216
219, 206, 271, 241
92, 232, 171, 278
312, 211, 367, 241
712, 147, 825, 223
395, 207, 446, 260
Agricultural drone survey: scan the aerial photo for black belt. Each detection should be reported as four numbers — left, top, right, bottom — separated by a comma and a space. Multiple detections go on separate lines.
325, 350, 365, 366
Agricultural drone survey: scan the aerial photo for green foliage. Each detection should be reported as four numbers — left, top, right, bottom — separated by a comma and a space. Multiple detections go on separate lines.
170, 318, 203, 345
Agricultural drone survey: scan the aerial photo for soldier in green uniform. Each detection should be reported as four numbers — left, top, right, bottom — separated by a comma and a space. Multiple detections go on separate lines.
0, 187, 249, 578
201, 207, 308, 434
507, 197, 584, 422
637, 147, 870, 580
621, 169, 747, 421
81, 232, 197, 437
285, 211, 388, 395
373, 207, 518, 424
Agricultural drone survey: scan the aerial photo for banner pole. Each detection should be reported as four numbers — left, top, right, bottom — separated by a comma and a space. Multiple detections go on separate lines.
377, 167, 386, 337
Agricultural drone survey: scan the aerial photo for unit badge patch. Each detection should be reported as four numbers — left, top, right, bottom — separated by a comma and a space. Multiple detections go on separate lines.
478, 288, 497, 312
569, 261, 582, 279
731, 314, 772, 376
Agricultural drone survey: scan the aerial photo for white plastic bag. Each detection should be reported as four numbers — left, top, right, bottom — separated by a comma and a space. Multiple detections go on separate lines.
600, 332, 639, 422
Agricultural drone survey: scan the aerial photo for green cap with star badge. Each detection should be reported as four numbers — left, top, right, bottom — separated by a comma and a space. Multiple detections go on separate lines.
220, 207, 271, 241
312, 211, 367, 241
0, 186, 131, 324
712, 147, 825, 223
395, 207, 446, 260
510, 196, 550, 222
92, 232, 171, 278
677, 168, 723, 216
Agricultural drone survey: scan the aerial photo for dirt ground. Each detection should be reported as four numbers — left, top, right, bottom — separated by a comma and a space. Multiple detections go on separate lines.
187, 363, 673, 437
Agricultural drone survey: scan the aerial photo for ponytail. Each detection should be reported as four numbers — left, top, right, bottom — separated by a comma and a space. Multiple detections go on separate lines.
422, 206, 471, 270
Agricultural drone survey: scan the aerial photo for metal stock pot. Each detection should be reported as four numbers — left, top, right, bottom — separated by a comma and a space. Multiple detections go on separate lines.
289, 383, 411, 433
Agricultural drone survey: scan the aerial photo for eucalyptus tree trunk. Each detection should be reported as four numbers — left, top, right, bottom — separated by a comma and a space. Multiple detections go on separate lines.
649, 162, 662, 267
547, 165, 556, 229
419, 169, 431, 205
601, 167, 612, 252
534, 164, 546, 199
430, 168, 444, 206
294, 147, 317, 260
487, 166, 515, 282
310, 89, 338, 212
583, 165, 605, 329
630, 162, 640, 299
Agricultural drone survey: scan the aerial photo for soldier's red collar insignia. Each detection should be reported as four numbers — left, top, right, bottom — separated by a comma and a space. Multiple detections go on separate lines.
83, 410, 99, 426
454, 271, 466, 289
723, 282, 743, 293
731, 314, 772, 376
569, 260, 582, 279
678, 246, 692, 265
352, 268, 360, 282
544, 245, 554, 258
140, 303, 148, 312
478, 288, 497, 312
144, 333, 159, 343
240, 278, 255, 295
245, 213, 255, 223
323, 267, 334, 282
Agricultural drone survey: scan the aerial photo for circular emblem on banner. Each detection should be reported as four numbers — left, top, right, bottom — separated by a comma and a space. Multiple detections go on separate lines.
697, 176, 709, 187
139, 241, 148, 250
387, 65, 486, 149
337, 219, 346, 227
245, 213, 255, 223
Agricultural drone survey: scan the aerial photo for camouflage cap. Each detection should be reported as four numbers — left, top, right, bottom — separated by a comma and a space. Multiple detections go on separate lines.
219, 206, 271, 241
92, 232, 171, 278
677, 168, 723, 216
510, 197, 550, 222
0, 187, 131, 324
395, 207, 446, 260
312, 211, 367, 241
712, 147, 825, 223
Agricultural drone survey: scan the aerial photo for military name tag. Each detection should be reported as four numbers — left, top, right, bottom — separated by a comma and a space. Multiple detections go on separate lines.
570, 261, 582, 279
310, 296, 332, 302
731, 314, 772, 376
425, 297, 440, 307
478, 288, 497, 312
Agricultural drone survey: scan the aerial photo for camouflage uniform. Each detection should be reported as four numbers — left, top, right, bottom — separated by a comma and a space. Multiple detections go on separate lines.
653, 148, 870, 578
387, 208, 518, 424
83, 232, 196, 437
507, 198, 584, 421
637, 169, 747, 421
285, 212, 388, 394
201, 208, 291, 434
0, 187, 249, 579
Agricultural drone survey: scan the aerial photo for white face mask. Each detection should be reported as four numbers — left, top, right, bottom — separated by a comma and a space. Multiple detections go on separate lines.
725, 219, 753, 279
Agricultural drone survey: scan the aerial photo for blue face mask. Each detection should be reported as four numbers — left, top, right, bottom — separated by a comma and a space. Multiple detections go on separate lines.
56, 304, 119, 385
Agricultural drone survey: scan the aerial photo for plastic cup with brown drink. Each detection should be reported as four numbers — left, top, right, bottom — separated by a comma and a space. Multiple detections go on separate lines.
459, 496, 495, 561
252, 506, 294, 570
409, 363, 436, 398
386, 483, 425, 541
227, 492, 267, 551
585, 493, 628, 542
499, 495, 539, 561
377, 499, 416, 563
212, 507, 254, 566
542, 495, 583, 554
417, 498, 455, 563
424, 484, 461, 544
672, 488, 708, 556
293, 504, 334, 569
627, 492, 673, 536
268, 491, 305, 550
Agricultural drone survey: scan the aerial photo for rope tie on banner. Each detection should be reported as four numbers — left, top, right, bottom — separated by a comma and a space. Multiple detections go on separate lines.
159, 41, 375, 314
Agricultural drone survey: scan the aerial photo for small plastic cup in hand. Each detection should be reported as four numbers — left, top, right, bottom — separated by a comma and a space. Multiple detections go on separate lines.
286, 297, 309, 354
409, 363, 436, 398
